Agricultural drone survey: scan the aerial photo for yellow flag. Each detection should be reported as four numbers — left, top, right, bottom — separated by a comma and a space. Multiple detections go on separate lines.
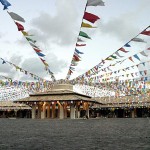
81, 22, 96, 28
21, 31, 33, 36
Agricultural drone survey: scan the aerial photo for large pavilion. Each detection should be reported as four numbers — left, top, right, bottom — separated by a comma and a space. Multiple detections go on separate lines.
15, 84, 100, 119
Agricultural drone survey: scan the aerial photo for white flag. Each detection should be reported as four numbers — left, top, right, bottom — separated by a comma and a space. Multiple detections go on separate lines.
87, 0, 105, 6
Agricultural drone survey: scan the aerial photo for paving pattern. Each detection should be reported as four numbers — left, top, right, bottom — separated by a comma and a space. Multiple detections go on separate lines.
0, 118, 150, 150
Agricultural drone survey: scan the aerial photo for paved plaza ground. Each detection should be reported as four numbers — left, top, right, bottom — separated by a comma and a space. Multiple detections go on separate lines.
0, 118, 150, 150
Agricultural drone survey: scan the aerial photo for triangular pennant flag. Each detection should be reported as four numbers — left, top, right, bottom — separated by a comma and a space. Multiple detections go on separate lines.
132, 38, 146, 43
8, 12, 25, 22
119, 47, 129, 53
83, 12, 100, 23
144, 70, 147, 75
141, 30, 150, 36
43, 61, 49, 67
79, 31, 91, 39
33, 48, 42, 53
74, 52, 81, 58
110, 55, 117, 59
29, 42, 39, 48
26, 37, 36, 43
0, 0, 11, 10
75, 49, 84, 54
115, 51, 123, 57
146, 47, 150, 50
15, 22, 24, 31
77, 38, 85, 42
133, 54, 140, 61
21, 31, 33, 36
73, 55, 81, 61
128, 57, 134, 62
139, 71, 143, 76
71, 61, 78, 66
36, 52, 45, 57
81, 22, 96, 28
140, 51, 148, 57
142, 62, 145, 66
87, 0, 105, 6
124, 43, 131, 47
106, 57, 113, 60
40, 58, 45, 63
70, 66, 75, 71
76, 43, 86, 46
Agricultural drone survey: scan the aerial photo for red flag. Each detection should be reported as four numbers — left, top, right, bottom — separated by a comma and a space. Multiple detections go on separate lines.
83, 12, 100, 23
119, 47, 129, 53
15, 22, 24, 31
33, 48, 42, 53
128, 57, 134, 62
76, 43, 86, 46
73, 55, 80, 61
147, 47, 150, 50
40, 58, 45, 63
141, 30, 150, 36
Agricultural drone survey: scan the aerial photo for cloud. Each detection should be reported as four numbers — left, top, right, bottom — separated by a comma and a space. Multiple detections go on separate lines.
30, 0, 78, 46
21, 56, 67, 78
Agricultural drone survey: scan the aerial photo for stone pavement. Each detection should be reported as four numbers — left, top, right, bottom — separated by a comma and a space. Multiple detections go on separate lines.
0, 118, 150, 150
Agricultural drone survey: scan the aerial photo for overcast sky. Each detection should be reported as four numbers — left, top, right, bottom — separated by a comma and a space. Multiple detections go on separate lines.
0, 0, 150, 82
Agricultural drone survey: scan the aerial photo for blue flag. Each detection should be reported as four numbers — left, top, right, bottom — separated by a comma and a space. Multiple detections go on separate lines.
0, 0, 11, 10
75, 49, 84, 54
36, 52, 45, 57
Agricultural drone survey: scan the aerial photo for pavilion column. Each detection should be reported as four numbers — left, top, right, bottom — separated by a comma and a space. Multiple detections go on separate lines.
41, 103, 46, 119
32, 104, 36, 119
58, 102, 64, 119
86, 102, 89, 118
37, 103, 41, 119
64, 102, 68, 119
47, 104, 50, 118
52, 103, 56, 119
75, 102, 80, 118
70, 102, 75, 119
131, 108, 136, 118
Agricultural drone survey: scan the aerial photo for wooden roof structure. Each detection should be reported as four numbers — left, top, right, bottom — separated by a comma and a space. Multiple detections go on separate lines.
15, 84, 100, 104
93, 95, 150, 108
0, 101, 31, 110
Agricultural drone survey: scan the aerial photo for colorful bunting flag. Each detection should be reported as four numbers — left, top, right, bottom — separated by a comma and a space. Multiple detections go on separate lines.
115, 51, 123, 57
87, 0, 105, 6
75, 49, 84, 54
81, 22, 96, 28
36, 52, 45, 57
79, 31, 91, 39
83, 12, 100, 23
119, 47, 129, 53
76, 43, 86, 46
0, 0, 11, 10
124, 43, 131, 47
26, 37, 36, 43
8, 12, 25, 22
133, 54, 140, 61
141, 30, 150, 36
77, 38, 85, 42
15, 22, 24, 31
128, 57, 134, 62
33, 48, 42, 53
21, 31, 33, 36
132, 38, 146, 43
140, 51, 148, 57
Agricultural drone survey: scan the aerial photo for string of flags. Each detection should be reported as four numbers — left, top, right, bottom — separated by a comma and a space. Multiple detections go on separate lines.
7, 11, 56, 81
86, 47, 150, 79
66, 0, 105, 80
73, 25, 150, 80
0, 57, 44, 81
1, 0, 150, 102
